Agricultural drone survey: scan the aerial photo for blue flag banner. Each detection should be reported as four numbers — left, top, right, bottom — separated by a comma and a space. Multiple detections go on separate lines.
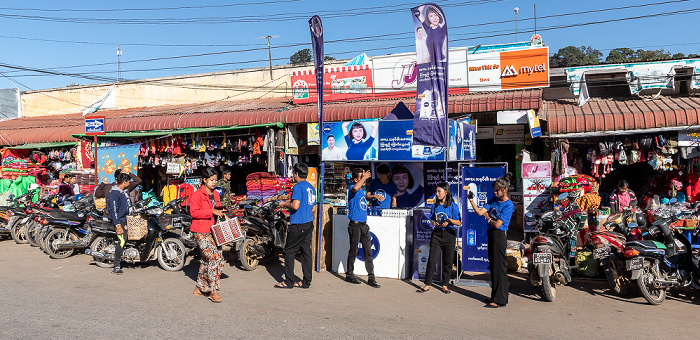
411, 3, 448, 147
96, 143, 140, 184
461, 166, 505, 272
309, 15, 324, 125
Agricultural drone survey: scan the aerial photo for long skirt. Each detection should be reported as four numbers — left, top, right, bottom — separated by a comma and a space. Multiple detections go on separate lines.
195, 233, 224, 293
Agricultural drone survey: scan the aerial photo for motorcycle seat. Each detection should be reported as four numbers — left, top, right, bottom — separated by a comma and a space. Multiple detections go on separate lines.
91, 219, 115, 231
625, 240, 660, 249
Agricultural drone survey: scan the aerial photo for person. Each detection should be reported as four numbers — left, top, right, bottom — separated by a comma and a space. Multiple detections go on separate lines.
58, 174, 75, 198
322, 135, 346, 160
367, 164, 397, 211
190, 167, 225, 303
107, 173, 132, 275
342, 121, 378, 160
72, 177, 81, 196
418, 182, 461, 294
216, 169, 233, 207
469, 176, 514, 308
345, 168, 381, 288
274, 163, 317, 289
670, 179, 686, 203
415, 27, 430, 64
95, 168, 142, 200
609, 180, 638, 213
392, 164, 424, 208
414, 5, 447, 62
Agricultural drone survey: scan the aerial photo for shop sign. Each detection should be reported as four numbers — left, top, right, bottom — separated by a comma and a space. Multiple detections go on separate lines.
678, 130, 700, 147
307, 123, 320, 145
522, 161, 552, 233
291, 65, 373, 104
467, 46, 549, 92
497, 110, 528, 125
476, 126, 494, 140
165, 162, 180, 175
493, 125, 525, 144
85, 116, 105, 135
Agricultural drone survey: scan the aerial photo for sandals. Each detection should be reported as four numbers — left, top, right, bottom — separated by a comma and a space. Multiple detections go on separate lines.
195, 286, 221, 303
441, 286, 451, 294
208, 292, 222, 303
274, 282, 293, 289
417, 285, 430, 293
193, 287, 208, 297
294, 281, 309, 289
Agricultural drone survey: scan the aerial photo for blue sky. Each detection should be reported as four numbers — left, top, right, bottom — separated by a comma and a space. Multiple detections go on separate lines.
0, 0, 697, 90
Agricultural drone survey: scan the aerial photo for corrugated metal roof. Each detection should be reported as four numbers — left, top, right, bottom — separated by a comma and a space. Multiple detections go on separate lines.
542, 95, 700, 136
0, 89, 543, 146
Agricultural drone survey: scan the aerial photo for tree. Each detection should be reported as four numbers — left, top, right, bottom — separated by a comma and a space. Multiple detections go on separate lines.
636, 49, 671, 62
606, 47, 637, 64
672, 53, 686, 59
324, 56, 336, 61
549, 45, 602, 67
689, 54, 700, 58
289, 49, 312, 65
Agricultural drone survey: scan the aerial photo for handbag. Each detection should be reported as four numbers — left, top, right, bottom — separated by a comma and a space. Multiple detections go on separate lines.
210, 215, 244, 246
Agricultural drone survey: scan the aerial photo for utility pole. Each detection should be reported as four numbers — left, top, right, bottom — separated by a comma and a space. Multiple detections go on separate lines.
117, 46, 122, 82
514, 7, 519, 42
257, 35, 279, 80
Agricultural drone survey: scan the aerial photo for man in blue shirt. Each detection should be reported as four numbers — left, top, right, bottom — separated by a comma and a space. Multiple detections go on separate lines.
275, 163, 316, 289
469, 176, 514, 308
367, 164, 397, 211
107, 173, 132, 275
346, 168, 381, 288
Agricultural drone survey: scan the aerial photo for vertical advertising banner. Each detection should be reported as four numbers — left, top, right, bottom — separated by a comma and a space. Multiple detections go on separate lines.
96, 144, 140, 184
413, 210, 442, 282
522, 161, 552, 233
461, 166, 505, 272
411, 3, 448, 147
309, 15, 324, 126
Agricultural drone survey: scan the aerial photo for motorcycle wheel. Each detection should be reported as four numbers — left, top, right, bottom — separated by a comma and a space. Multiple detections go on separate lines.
541, 272, 557, 302
25, 222, 41, 247
238, 238, 259, 271
9, 217, 28, 244
156, 238, 186, 272
604, 256, 629, 296
46, 228, 75, 259
637, 261, 666, 305
90, 236, 115, 268
39, 226, 51, 253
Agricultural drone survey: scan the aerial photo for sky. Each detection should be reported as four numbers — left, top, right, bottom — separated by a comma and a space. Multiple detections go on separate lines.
0, 0, 697, 91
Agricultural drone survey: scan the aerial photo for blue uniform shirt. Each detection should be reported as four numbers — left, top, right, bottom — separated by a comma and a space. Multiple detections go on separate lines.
430, 201, 461, 229
289, 181, 316, 224
484, 197, 514, 232
345, 135, 374, 160
367, 179, 397, 210
347, 188, 368, 223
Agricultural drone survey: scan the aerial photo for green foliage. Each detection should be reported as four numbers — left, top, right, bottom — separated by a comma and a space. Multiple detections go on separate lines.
550, 45, 602, 67
289, 49, 312, 65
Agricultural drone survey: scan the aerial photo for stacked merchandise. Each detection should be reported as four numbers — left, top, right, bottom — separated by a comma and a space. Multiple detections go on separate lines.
229, 195, 247, 217
1, 160, 29, 180
276, 177, 294, 197
246, 172, 277, 200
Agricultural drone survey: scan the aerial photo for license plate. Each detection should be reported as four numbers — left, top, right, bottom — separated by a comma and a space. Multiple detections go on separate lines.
593, 246, 611, 259
533, 252, 553, 265
626, 257, 643, 271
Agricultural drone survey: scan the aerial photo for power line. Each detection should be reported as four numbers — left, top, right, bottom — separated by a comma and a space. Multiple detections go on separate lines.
0, 0, 302, 12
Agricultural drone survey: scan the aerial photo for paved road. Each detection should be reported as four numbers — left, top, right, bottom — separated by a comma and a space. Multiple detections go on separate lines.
0, 239, 697, 339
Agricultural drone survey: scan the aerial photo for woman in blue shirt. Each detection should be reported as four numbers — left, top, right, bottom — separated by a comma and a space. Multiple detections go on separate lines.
418, 182, 461, 294
342, 121, 378, 160
469, 176, 514, 308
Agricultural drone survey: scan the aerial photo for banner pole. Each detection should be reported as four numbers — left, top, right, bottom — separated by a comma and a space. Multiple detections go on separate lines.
93, 135, 98, 187
309, 15, 325, 272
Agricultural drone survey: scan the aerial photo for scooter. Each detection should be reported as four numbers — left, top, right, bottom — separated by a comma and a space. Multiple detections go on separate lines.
234, 198, 287, 271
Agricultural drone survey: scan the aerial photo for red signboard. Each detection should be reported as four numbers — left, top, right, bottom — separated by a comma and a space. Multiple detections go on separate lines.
291, 65, 374, 104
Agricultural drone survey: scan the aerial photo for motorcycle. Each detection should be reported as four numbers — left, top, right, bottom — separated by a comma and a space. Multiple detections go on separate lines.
6, 190, 41, 244
40, 195, 102, 259
621, 215, 700, 305
85, 199, 190, 271
528, 196, 584, 302
588, 208, 646, 296
234, 198, 287, 271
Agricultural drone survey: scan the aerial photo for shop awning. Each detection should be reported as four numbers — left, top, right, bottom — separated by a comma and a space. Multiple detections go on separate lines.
9, 141, 78, 149
542, 95, 700, 137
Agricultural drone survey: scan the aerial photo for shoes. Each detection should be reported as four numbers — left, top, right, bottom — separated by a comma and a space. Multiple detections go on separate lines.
368, 279, 381, 288
274, 282, 293, 289
112, 267, 123, 275
484, 302, 506, 308
208, 292, 222, 303
417, 286, 430, 293
346, 276, 361, 284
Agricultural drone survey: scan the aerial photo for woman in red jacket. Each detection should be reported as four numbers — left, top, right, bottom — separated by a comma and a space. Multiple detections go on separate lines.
190, 167, 226, 303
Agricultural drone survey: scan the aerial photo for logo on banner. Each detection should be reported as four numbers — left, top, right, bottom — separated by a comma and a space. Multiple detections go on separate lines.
357, 231, 380, 261
501, 65, 518, 78
467, 229, 476, 246
322, 123, 333, 135
292, 79, 310, 99
391, 59, 418, 90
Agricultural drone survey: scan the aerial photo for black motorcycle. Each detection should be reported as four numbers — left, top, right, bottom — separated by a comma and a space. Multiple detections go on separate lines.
85, 199, 190, 271
39, 195, 102, 259
621, 216, 700, 305
6, 190, 41, 244
528, 205, 583, 302
235, 199, 287, 271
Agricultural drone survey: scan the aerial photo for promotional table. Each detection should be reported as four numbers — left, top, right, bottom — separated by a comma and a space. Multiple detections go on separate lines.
332, 214, 411, 279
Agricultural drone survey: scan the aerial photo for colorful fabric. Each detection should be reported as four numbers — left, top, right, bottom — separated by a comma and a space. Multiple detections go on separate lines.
577, 192, 601, 213
96, 144, 140, 183
195, 232, 224, 293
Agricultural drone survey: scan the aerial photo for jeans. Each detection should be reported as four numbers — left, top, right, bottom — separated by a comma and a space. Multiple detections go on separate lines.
347, 220, 375, 280
283, 222, 314, 287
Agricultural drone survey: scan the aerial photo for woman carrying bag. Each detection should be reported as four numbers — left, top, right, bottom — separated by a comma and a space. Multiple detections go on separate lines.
190, 167, 226, 303
418, 182, 461, 294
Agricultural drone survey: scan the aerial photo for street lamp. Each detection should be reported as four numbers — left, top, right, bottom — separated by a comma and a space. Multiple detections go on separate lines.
257, 35, 279, 80
514, 7, 519, 42
117, 46, 122, 82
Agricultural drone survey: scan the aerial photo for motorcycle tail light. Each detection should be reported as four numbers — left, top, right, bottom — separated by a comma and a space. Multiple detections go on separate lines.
39, 219, 49, 225
622, 247, 639, 258
6, 210, 12, 216
533, 236, 549, 244
629, 228, 643, 241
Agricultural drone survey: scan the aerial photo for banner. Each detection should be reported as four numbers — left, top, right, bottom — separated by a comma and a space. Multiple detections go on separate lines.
321, 121, 379, 161
413, 209, 442, 281
411, 3, 448, 147
307, 123, 320, 145
423, 162, 460, 208
96, 144, 140, 184
378, 120, 444, 161
372, 162, 424, 208
522, 161, 552, 233
461, 166, 505, 272
291, 65, 373, 104
309, 15, 324, 125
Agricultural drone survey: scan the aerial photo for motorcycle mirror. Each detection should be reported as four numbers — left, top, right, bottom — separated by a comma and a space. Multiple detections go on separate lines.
525, 212, 533, 218
557, 193, 568, 201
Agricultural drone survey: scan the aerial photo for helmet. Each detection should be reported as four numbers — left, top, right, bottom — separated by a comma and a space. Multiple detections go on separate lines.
633, 212, 647, 228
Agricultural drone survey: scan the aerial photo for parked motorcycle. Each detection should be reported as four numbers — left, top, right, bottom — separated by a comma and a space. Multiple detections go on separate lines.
40, 195, 102, 259
6, 190, 40, 244
85, 199, 189, 271
234, 198, 287, 271
621, 216, 700, 305
528, 201, 583, 302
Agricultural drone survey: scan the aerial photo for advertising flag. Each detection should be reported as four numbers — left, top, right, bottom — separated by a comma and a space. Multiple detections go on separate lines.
309, 15, 324, 125
411, 3, 448, 147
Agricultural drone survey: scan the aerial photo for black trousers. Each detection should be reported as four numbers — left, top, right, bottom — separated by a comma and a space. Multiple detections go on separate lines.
114, 229, 128, 269
283, 222, 314, 287
424, 228, 456, 286
347, 220, 375, 280
487, 227, 509, 305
